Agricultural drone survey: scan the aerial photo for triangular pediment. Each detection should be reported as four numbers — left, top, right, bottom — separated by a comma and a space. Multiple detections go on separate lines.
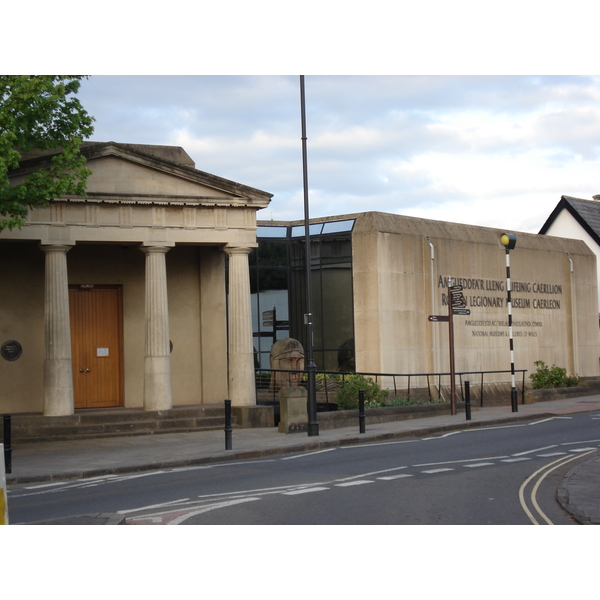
12, 141, 273, 209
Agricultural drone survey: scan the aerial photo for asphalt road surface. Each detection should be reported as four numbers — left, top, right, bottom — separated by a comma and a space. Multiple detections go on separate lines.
8, 412, 600, 525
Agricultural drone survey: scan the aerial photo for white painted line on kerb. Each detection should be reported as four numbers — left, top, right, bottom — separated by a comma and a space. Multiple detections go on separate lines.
335, 480, 374, 487
283, 487, 330, 495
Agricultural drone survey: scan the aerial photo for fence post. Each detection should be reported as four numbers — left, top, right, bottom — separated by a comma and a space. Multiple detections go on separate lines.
358, 389, 366, 434
224, 399, 233, 450
0, 442, 7, 525
3, 416, 11, 474
465, 381, 471, 421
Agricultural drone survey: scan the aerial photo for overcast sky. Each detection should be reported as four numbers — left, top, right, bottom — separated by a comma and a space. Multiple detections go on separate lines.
76, 74, 600, 233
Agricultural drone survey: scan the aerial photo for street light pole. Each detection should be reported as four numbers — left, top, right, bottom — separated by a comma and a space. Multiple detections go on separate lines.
500, 233, 518, 412
300, 75, 319, 436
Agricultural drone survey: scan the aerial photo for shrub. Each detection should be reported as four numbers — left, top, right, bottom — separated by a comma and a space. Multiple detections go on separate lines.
529, 360, 580, 389
335, 374, 389, 410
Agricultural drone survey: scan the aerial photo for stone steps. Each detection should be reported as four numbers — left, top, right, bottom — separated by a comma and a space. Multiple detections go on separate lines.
2, 404, 228, 443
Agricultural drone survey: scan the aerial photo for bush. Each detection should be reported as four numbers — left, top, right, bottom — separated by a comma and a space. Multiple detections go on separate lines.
529, 360, 579, 389
335, 374, 389, 410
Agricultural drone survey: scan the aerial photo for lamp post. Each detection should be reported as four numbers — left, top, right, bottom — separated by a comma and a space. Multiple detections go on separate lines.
300, 75, 319, 436
500, 232, 518, 412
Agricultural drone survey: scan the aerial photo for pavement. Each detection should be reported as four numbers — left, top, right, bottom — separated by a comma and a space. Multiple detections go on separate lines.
4, 394, 600, 525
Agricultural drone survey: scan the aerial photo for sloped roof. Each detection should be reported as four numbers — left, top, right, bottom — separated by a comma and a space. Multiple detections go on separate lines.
11, 141, 273, 207
539, 195, 600, 247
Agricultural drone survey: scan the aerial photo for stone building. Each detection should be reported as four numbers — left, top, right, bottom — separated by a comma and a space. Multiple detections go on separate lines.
252, 212, 600, 388
2, 142, 598, 420
0, 142, 272, 416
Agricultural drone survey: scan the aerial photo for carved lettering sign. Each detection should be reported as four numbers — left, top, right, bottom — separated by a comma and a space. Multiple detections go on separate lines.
438, 276, 563, 311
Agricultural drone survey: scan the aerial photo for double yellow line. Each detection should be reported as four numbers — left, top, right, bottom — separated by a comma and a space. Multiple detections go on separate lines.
519, 450, 597, 525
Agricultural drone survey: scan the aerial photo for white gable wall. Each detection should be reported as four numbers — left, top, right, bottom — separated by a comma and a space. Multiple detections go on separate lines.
545, 209, 600, 312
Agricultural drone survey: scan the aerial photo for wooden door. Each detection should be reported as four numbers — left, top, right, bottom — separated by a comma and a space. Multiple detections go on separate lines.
69, 286, 124, 409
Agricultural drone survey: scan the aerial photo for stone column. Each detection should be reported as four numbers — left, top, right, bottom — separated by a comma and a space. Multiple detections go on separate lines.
225, 246, 256, 406
141, 245, 173, 411
41, 244, 74, 416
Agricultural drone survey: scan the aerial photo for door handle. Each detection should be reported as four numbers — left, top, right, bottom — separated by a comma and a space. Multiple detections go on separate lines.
79, 368, 91, 373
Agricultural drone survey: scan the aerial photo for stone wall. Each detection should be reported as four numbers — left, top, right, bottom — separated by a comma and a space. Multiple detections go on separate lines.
352, 212, 599, 383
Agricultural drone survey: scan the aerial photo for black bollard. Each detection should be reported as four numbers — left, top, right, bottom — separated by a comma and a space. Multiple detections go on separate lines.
224, 399, 233, 450
465, 381, 471, 421
358, 389, 366, 434
3, 415, 12, 474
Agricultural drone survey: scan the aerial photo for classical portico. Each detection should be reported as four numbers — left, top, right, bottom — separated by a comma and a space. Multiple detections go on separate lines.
1, 142, 272, 416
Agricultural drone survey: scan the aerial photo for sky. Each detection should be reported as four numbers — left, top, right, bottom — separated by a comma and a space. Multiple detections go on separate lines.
76, 74, 600, 234
8, 1, 600, 237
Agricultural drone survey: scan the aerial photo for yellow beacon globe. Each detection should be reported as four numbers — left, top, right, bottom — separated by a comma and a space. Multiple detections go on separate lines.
500, 234, 510, 246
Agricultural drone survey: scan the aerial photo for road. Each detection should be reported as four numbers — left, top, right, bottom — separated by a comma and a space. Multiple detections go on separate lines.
8, 412, 600, 525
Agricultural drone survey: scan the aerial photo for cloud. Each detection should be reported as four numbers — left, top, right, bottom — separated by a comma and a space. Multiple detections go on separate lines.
78, 75, 600, 232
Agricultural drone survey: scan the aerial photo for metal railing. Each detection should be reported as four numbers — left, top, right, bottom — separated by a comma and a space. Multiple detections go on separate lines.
255, 368, 528, 408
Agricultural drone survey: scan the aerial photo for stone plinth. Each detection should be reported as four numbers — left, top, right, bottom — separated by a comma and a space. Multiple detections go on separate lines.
278, 386, 308, 433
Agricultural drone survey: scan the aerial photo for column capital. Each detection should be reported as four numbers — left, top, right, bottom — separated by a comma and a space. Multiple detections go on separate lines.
224, 245, 255, 256
39, 244, 74, 254
140, 244, 174, 255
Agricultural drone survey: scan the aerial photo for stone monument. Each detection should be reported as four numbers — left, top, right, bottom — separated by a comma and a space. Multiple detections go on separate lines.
270, 338, 308, 433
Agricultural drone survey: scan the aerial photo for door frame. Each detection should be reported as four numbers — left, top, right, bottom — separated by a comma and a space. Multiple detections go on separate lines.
69, 284, 125, 409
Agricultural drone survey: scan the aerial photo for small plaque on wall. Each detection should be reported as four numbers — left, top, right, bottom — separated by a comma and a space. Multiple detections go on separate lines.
96, 348, 109, 357
1, 340, 22, 361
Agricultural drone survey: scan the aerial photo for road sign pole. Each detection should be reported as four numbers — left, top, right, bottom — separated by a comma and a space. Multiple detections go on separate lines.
428, 279, 468, 417
448, 282, 457, 416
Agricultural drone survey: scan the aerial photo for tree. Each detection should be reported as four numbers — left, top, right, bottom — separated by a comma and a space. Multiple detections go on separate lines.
0, 75, 95, 230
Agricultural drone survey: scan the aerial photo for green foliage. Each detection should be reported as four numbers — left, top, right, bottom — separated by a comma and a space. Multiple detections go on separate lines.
529, 360, 579, 389
335, 374, 389, 410
0, 75, 95, 230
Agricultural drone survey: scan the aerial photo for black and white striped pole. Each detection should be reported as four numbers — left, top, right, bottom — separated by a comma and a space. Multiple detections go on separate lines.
500, 233, 518, 412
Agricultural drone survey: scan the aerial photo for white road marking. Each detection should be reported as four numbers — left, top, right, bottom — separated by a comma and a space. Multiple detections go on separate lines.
282, 449, 337, 460
117, 498, 191, 514
377, 474, 413, 480
561, 439, 600, 446
463, 462, 495, 468
340, 439, 419, 449
501, 457, 531, 463
283, 487, 330, 495
335, 480, 374, 487
422, 468, 454, 474
333, 466, 408, 483
528, 417, 571, 425
422, 431, 461, 440
414, 456, 508, 467
569, 447, 598, 453
168, 498, 262, 525
512, 445, 557, 456
537, 452, 567, 457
